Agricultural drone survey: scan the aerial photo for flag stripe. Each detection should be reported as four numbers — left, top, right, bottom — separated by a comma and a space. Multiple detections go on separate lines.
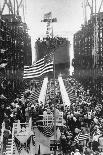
74, 132, 89, 142
37, 125, 54, 137
23, 54, 53, 79
29, 82, 43, 103
24, 62, 53, 75
23, 66, 53, 79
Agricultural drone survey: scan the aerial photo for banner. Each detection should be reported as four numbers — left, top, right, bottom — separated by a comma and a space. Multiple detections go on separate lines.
34, 127, 61, 154
14, 136, 32, 153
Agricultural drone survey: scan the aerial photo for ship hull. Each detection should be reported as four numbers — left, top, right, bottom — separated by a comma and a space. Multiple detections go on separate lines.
35, 38, 70, 75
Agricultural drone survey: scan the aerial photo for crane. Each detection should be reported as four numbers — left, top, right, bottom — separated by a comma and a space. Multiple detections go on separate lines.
0, 0, 26, 23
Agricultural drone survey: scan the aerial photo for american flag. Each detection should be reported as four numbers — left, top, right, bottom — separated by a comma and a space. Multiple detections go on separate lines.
23, 53, 53, 79
74, 132, 89, 143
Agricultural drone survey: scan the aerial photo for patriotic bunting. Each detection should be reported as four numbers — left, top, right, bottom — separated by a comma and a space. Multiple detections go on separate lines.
14, 137, 22, 153
37, 125, 55, 137
29, 81, 43, 104
14, 136, 31, 153
63, 79, 76, 103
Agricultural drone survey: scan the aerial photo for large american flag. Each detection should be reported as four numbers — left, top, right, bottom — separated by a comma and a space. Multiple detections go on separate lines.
23, 53, 53, 79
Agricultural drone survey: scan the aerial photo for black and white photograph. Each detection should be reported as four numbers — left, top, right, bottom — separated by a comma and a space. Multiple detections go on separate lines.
1, 0, 103, 155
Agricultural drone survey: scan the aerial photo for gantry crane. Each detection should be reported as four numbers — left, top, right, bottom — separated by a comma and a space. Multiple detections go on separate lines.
0, 0, 26, 22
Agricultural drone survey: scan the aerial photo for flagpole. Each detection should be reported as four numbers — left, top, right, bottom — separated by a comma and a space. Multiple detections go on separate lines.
53, 42, 57, 155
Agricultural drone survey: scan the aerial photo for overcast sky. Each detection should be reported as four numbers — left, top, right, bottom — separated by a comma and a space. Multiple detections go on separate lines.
25, 0, 84, 64
25, 0, 103, 63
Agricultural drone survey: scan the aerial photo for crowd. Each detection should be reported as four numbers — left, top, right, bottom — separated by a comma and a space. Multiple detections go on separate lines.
35, 37, 69, 59
36, 37, 68, 48
1, 75, 103, 155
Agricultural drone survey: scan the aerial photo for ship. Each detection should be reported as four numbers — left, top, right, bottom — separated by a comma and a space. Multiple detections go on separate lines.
0, 5, 73, 155
35, 12, 70, 77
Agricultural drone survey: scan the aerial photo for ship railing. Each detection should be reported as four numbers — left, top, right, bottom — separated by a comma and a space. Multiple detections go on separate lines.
37, 112, 63, 126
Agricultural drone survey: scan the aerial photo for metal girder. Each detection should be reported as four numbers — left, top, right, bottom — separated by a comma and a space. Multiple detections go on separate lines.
1, 0, 13, 14
18, 0, 23, 9
98, 0, 103, 13
1, 0, 24, 16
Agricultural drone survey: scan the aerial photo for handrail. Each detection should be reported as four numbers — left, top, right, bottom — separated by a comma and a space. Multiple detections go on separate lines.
11, 123, 15, 155
1, 122, 5, 154
13, 118, 32, 134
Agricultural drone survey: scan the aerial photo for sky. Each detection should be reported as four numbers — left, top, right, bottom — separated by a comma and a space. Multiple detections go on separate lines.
24, 0, 103, 64
1, 0, 103, 73
25, 0, 84, 63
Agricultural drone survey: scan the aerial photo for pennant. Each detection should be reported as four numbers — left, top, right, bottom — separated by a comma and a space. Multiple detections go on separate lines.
44, 12, 52, 19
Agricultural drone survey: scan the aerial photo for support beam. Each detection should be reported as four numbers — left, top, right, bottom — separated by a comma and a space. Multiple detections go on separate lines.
98, 0, 103, 13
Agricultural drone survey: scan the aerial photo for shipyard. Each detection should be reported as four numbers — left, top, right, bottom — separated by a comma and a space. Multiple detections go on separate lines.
1, 0, 103, 155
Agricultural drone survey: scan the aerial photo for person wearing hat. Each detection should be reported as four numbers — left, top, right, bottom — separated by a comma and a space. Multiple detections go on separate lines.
74, 149, 81, 155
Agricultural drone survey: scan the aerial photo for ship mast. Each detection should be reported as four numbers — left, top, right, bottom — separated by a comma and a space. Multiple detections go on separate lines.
41, 12, 57, 38
41, 12, 57, 154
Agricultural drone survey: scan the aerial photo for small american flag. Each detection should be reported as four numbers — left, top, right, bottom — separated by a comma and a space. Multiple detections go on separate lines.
74, 132, 89, 143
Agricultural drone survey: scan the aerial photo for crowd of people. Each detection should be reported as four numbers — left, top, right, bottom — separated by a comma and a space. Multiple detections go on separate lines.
35, 37, 69, 59
1, 74, 103, 155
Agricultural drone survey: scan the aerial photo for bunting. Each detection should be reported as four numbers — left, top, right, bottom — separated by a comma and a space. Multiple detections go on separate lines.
14, 136, 31, 153
63, 79, 76, 103
29, 81, 43, 104
37, 125, 55, 137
